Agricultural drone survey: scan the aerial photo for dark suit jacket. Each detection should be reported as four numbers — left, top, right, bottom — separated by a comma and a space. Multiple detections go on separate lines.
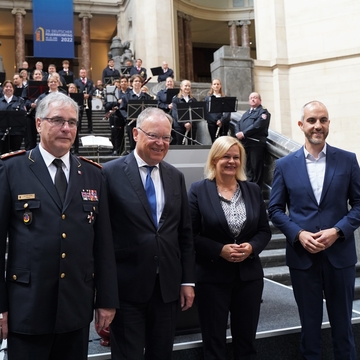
0, 146, 118, 334
158, 68, 174, 83
74, 78, 95, 97
103, 152, 195, 303
129, 66, 147, 80
235, 105, 270, 146
268, 144, 360, 270
102, 67, 121, 84
188, 179, 271, 283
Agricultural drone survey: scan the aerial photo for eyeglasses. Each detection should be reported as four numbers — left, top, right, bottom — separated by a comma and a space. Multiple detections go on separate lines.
42, 117, 77, 129
137, 127, 172, 143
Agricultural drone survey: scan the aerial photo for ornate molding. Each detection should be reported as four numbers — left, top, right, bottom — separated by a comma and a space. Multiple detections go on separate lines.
11, 8, 27, 16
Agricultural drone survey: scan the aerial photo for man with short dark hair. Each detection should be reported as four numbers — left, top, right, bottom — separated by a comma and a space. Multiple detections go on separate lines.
268, 100, 360, 360
130, 58, 147, 80
102, 59, 121, 84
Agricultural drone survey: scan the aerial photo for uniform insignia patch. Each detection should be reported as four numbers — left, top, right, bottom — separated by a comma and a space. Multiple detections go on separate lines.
81, 189, 98, 201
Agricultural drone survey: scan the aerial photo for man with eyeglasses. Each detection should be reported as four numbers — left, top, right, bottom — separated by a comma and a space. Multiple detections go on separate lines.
103, 107, 195, 360
0, 92, 118, 360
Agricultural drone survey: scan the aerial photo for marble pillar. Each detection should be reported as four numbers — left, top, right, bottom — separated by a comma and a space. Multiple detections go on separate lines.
177, 12, 194, 81
12, 8, 26, 71
177, 12, 186, 80
210, 46, 254, 111
79, 12, 93, 79
228, 21, 241, 47
240, 20, 251, 48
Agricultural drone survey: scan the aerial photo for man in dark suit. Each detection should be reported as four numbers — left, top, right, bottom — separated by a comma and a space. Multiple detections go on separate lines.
102, 59, 121, 85
103, 107, 195, 360
58, 60, 74, 85
0, 92, 118, 360
268, 100, 360, 360
157, 61, 174, 83
235, 92, 270, 187
129, 58, 147, 80
74, 67, 95, 133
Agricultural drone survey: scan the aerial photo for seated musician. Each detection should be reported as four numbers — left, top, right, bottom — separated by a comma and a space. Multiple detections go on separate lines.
156, 77, 175, 114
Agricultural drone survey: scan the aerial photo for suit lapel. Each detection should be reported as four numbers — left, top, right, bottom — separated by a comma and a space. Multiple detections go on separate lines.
124, 153, 156, 227
320, 145, 336, 204
28, 146, 63, 209
62, 155, 82, 211
293, 147, 318, 204
206, 180, 234, 238
158, 162, 173, 229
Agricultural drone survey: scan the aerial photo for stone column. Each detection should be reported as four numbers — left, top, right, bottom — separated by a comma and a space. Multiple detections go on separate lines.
228, 21, 241, 47
12, 8, 26, 71
183, 14, 194, 81
79, 12, 93, 78
240, 20, 251, 48
177, 12, 186, 80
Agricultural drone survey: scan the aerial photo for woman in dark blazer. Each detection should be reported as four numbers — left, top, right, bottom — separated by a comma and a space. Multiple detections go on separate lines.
188, 136, 271, 360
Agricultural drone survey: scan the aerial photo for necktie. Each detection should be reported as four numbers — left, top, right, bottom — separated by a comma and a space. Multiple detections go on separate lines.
82, 78, 86, 84
144, 166, 157, 226
53, 159, 67, 204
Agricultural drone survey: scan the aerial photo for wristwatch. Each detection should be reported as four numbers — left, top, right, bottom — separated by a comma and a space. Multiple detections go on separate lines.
334, 226, 344, 239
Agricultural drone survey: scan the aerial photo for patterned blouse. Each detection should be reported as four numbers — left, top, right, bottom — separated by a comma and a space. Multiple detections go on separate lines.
218, 184, 246, 238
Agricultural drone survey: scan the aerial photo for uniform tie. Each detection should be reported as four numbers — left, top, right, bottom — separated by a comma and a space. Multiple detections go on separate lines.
53, 159, 67, 204
144, 166, 157, 226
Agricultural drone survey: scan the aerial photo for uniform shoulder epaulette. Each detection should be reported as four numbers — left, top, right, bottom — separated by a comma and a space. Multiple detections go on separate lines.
0, 150, 26, 160
78, 156, 102, 169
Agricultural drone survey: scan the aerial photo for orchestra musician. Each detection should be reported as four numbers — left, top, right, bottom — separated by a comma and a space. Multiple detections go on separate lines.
156, 77, 175, 114
74, 68, 95, 134
104, 77, 130, 156
102, 59, 121, 85
129, 59, 147, 80
24, 69, 46, 150
67, 83, 82, 155
58, 60, 74, 83
205, 79, 231, 143
171, 79, 198, 145
0, 80, 26, 154
119, 74, 152, 151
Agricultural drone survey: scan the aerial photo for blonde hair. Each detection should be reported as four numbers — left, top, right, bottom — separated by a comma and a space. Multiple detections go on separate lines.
208, 78, 225, 97
204, 136, 247, 181
177, 79, 193, 98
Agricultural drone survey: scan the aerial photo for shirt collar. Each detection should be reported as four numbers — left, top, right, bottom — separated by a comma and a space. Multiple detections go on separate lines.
303, 143, 327, 159
134, 149, 160, 169
39, 143, 70, 171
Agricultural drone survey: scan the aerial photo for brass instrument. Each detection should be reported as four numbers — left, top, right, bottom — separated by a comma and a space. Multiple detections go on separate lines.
83, 88, 89, 110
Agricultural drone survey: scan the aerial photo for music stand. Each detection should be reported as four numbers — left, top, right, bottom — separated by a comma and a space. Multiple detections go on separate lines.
0, 110, 27, 148
166, 88, 180, 103
208, 96, 237, 113
63, 75, 74, 85
27, 81, 48, 99
104, 76, 119, 86
127, 100, 158, 124
150, 66, 163, 77
176, 102, 206, 145
69, 93, 84, 108
105, 85, 116, 102
121, 66, 132, 77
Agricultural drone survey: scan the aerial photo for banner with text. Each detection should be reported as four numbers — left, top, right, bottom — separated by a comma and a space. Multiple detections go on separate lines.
33, 0, 74, 58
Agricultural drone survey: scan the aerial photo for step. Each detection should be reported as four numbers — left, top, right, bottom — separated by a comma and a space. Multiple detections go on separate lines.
265, 233, 286, 250
260, 248, 286, 268
263, 265, 291, 285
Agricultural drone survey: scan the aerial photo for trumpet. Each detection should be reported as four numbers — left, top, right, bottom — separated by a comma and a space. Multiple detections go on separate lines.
83, 88, 89, 110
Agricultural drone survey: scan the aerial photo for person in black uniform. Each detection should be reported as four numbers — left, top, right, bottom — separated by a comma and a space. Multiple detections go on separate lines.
171, 79, 198, 145
0, 80, 26, 154
102, 59, 121, 85
205, 78, 231, 143
104, 77, 130, 155
157, 61, 174, 83
129, 59, 147, 80
74, 68, 95, 133
156, 77, 175, 114
58, 60, 74, 83
119, 74, 152, 151
235, 92, 270, 187
0, 92, 118, 360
